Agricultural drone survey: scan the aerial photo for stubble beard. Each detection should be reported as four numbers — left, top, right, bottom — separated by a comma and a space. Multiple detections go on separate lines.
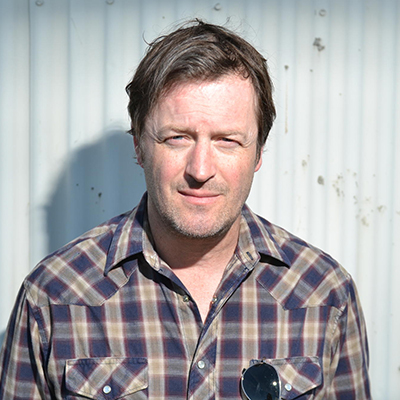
147, 183, 246, 241
158, 202, 241, 240
144, 164, 254, 242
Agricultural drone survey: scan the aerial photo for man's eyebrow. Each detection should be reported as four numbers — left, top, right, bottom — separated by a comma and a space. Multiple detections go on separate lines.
157, 125, 248, 136
155, 125, 193, 135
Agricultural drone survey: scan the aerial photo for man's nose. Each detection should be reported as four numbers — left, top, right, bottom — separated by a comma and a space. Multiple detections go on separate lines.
185, 141, 217, 183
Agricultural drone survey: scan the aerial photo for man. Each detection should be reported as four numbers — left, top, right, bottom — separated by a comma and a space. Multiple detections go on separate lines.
0, 20, 371, 399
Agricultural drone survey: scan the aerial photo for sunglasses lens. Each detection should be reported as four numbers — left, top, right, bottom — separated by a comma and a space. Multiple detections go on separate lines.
241, 363, 280, 400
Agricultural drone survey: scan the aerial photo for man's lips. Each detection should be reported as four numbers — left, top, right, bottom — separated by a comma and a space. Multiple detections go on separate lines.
178, 190, 220, 205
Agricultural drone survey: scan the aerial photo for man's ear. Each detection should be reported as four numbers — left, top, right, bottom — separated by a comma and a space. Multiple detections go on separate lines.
255, 148, 263, 172
133, 136, 143, 167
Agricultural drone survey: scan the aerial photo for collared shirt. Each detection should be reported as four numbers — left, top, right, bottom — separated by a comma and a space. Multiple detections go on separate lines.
0, 193, 371, 399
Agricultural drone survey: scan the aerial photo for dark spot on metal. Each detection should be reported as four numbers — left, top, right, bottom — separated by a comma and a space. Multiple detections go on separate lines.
313, 38, 325, 51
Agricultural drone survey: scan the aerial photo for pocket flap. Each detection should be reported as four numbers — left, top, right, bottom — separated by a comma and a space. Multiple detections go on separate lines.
65, 357, 148, 399
268, 356, 322, 399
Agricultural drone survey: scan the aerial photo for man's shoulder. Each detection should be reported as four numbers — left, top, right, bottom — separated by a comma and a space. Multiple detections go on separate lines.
24, 210, 135, 308
246, 209, 353, 311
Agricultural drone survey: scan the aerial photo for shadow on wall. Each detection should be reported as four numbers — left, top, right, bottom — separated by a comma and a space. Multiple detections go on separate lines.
46, 130, 146, 254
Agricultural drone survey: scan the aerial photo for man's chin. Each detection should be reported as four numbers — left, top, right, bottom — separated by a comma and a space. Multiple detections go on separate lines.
166, 218, 235, 240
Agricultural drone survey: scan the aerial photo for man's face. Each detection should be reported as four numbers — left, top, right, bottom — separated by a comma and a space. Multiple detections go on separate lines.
137, 74, 262, 240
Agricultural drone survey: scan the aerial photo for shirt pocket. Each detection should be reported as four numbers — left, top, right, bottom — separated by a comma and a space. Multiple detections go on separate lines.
65, 357, 148, 399
269, 356, 322, 399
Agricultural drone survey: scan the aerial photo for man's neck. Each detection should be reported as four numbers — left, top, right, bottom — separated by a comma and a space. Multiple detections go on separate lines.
148, 216, 240, 271
147, 214, 241, 322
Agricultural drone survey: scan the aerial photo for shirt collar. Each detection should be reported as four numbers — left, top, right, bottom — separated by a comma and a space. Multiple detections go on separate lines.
104, 195, 291, 275
241, 204, 291, 268
104, 193, 148, 275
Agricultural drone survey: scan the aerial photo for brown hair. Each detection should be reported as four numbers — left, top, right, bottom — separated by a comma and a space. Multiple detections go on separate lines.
126, 19, 275, 155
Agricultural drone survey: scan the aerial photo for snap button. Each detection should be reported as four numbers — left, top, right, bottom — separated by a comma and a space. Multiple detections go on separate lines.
197, 360, 206, 369
182, 295, 190, 302
285, 383, 292, 391
103, 385, 112, 394
211, 296, 218, 304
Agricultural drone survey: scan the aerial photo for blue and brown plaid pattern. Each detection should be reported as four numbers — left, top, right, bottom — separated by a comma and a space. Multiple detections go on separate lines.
0, 193, 371, 399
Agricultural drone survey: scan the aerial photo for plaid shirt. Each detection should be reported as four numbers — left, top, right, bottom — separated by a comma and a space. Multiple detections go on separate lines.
0, 194, 371, 399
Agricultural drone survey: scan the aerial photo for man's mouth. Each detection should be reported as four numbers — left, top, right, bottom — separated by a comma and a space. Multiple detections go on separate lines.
178, 190, 220, 205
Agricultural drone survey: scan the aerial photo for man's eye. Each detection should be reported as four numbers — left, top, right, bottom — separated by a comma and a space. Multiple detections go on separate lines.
164, 135, 189, 146
218, 137, 239, 147
165, 135, 184, 142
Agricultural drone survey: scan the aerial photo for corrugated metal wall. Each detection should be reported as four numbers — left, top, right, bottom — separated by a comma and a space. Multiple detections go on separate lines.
0, 0, 398, 397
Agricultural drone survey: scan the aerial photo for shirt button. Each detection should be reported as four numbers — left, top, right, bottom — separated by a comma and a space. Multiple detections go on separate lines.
182, 295, 190, 303
285, 383, 292, 391
197, 360, 206, 369
103, 385, 112, 394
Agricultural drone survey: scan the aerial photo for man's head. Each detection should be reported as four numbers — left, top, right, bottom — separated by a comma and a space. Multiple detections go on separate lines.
126, 20, 275, 241
126, 19, 276, 159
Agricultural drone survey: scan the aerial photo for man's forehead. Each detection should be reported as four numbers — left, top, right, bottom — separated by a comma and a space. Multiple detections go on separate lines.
158, 74, 256, 106
144, 75, 257, 130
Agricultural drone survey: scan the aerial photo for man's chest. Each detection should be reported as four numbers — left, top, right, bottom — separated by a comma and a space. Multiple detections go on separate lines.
42, 269, 337, 399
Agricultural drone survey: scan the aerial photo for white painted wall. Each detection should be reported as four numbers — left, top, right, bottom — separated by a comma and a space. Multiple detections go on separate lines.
0, 0, 399, 397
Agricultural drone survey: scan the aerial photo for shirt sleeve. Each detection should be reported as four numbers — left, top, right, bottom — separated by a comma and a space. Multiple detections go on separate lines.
329, 277, 372, 399
0, 284, 51, 399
